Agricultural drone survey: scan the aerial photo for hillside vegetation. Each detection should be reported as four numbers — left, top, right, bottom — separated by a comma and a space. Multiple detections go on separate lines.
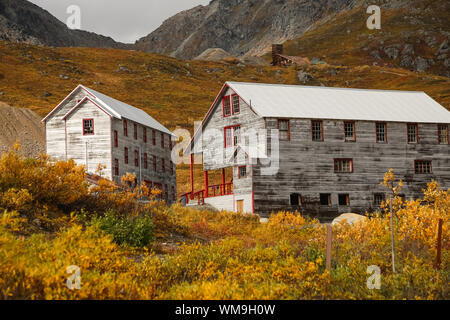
0, 148, 448, 299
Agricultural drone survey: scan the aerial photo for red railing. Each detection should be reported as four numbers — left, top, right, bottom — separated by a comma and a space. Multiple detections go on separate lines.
181, 182, 233, 205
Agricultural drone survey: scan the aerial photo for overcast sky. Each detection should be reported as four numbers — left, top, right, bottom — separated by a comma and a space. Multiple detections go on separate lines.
28, 0, 210, 43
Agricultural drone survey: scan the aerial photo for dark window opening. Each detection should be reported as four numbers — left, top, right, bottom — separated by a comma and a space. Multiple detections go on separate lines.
376, 122, 387, 143
124, 147, 129, 164
144, 153, 148, 169
338, 194, 350, 206
312, 120, 323, 141
374, 193, 385, 206
232, 95, 240, 114
114, 130, 118, 148
123, 120, 128, 137
334, 159, 353, 173
143, 127, 147, 143
152, 130, 156, 145
290, 193, 302, 206
134, 150, 139, 167
407, 124, 418, 143
438, 124, 449, 144
415, 160, 432, 174
134, 124, 138, 140
344, 121, 355, 142
114, 159, 119, 176
278, 119, 290, 141
223, 96, 231, 117
320, 194, 331, 206
238, 166, 247, 179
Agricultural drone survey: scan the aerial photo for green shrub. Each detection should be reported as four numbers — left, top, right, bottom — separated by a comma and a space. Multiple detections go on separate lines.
91, 210, 155, 247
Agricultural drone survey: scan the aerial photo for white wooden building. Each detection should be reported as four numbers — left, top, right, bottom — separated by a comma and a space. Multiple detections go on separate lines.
184, 81, 450, 219
42, 85, 177, 203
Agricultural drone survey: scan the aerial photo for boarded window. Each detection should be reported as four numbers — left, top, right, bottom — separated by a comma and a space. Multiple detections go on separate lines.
134, 150, 139, 167
124, 147, 129, 164
344, 121, 355, 142
83, 119, 94, 135
223, 96, 231, 117
438, 124, 449, 144
415, 160, 432, 174
114, 130, 118, 148
278, 119, 290, 140
144, 153, 148, 169
334, 159, 353, 173
290, 193, 302, 206
407, 124, 418, 143
232, 95, 240, 114
338, 194, 350, 206
320, 194, 331, 206
238, 166, 246, 179
376, 122, 387, 143
374, 193, 385, 206
312, 120, 323, 141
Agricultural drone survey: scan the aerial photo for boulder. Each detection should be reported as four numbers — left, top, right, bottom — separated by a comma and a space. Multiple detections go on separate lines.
332, 213, 368, 226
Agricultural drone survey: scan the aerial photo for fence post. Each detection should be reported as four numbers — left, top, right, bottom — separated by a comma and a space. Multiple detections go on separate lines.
435, 219, 443, 270
326, 224, 332, 272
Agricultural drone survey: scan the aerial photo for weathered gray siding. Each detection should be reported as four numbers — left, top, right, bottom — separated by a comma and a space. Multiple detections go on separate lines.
254, 118, 450, 219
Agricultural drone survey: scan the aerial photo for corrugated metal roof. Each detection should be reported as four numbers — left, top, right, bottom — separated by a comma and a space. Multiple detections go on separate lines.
227, 82, 450, 123
81, 86, 174, 135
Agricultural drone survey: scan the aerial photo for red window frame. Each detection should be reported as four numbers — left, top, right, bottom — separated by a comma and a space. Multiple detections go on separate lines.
232, 94, 240, 115
134, 150, 139, 167
82, 118, 94, 135
376, 122, 388, 143
407, 123, 419, 144
114, 159, 119, 176
162, 159, 165, 172
144, 153, 148, 169
113, 130, 118, 148
143, 127, 147, 143
311, 120, 324, 141
223, 95, 231, 117
123, 120, 128, 137
153, 156, 157, 172
124, 147, 129, 164
161, 133, 165, 148
334, 158, 354, 173
278, 119, 290, 141
134, 124, 138, 140
238, 166, 247, 179
152, 130, 156, 145
344, 121, 356, 142
414, 160, 432, 174
438, 124, 449, 144
224, 125, 241, 148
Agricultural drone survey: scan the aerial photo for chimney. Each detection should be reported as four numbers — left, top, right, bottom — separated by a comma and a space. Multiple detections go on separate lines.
272, 44, 283, 66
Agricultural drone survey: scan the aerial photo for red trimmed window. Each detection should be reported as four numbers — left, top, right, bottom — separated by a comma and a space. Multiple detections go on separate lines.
376, 122, 387, 143
438, 124, 449, 144
223, 95, 231, 117
134, 150, 139, 167
124, 147, 129, 164
334, 159, 353, 173
83, 119, 94, 135
344, 121, 356, 142
162, 159, 165, 172
415, 160, 432, 174
161, 133, 165, 148
123, 120, 128, 137
152, 130, 156, 145
278, 119, 290, 141
312, 120, 323, 141
144, 153, 148, 169
134, 124, 138, 140
238, 166, 247, 179
224, 125, 241, 148
113, 130, 118, 147
153, 156, 157, 171
407, 123, 418, 143
114, 159, 119, 176
143, 127, 147, 143
232, 95, 240, 114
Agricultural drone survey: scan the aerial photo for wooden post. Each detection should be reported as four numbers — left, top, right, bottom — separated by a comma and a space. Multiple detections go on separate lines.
204, 170, 209, 198
435, 219, 443, 269
190, 154, 194, 200
326, 224, 332, 272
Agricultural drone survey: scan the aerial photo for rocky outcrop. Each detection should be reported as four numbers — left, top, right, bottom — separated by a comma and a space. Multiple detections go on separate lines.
0, 0, 130, 49
135, 0, 358, 59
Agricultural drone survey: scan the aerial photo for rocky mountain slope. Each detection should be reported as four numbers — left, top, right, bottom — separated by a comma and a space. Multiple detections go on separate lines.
135, 0, 359, 59
0, 102, 44, 157
0, 0, 129, 49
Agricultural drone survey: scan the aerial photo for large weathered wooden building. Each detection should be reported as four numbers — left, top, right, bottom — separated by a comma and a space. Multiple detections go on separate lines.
185, 81, 450, 219
42, 85, 177, 203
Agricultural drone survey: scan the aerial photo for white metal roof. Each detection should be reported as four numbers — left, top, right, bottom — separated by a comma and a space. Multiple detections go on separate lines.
227, 82, 450, 123
81, 86, 174, 136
